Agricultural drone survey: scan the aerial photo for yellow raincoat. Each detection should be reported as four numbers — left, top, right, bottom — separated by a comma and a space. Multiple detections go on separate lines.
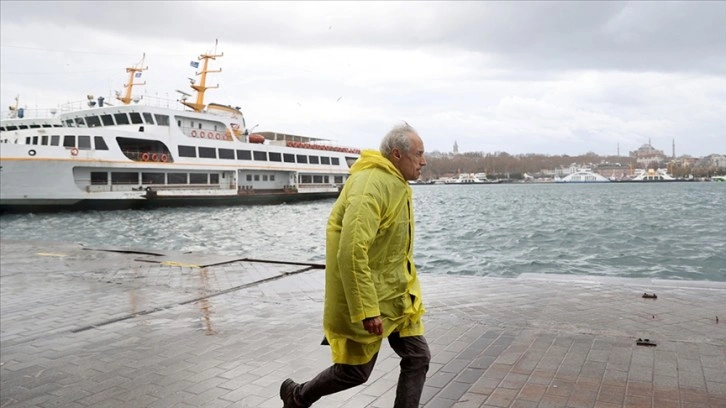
323, 149, 425, 365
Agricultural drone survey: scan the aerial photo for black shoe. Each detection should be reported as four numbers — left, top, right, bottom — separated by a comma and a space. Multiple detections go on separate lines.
280, 378, 301, 408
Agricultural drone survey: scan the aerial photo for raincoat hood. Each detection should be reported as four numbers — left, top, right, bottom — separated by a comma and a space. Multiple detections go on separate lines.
349, 149, 406, 182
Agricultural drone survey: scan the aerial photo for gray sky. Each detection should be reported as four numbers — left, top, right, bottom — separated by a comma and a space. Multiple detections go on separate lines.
1, 1, 725, 157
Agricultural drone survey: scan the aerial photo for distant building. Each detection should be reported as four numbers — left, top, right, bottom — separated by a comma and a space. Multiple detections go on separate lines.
697, 154, 726, 168
453, 141, 459, 155
630, 140, 667, 167
594, 163, 629, 180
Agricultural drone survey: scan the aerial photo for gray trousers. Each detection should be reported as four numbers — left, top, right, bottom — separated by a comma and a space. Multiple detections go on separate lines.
297, 333, 430, 408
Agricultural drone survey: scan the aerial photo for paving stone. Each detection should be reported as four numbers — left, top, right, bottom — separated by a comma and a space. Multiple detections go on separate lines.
1, 240, 725, 408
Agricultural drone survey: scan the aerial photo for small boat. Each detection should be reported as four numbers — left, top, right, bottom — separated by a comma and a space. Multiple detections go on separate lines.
0, 42, 360, 213
711, 175, 726, 182
555, 169, 610, 183
629, 169, 677, 181
440, 173, 498, 184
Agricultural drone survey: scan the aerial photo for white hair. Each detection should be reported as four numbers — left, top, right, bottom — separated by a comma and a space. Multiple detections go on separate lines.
380, 122, 417, 157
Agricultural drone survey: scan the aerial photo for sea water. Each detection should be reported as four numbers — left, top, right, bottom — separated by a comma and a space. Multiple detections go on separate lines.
1, 183, 724, 282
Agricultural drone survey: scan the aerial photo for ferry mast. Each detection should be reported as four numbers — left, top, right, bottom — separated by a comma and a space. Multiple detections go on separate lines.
182, 40, 222, 112
116, 53, 148, 105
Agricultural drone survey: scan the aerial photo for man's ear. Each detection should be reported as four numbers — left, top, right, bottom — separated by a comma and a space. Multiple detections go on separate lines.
392, 148, 401, 160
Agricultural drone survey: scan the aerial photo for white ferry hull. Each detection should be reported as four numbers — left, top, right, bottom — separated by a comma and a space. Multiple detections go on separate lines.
1, 46, 360, 213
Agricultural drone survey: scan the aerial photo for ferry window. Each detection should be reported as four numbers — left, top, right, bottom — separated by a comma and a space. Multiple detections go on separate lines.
198, 123, 202, 129
309, 156, 320, 164
334, 176, 343, 183
41, 136, 48, 145
101, 114, 115, 126
111, 172, 139, 184
50, 135, 60, 146
283, 153, 295, 163
198, 147, 216, 159
190, 173, 207, 184
42, 124, 53, 128
178, 145, 196, 157
246, 175, 252, 181
5, 126, 17, 131
86, 116, 102, 128
64, 119, 75, 127
19, 125, 29, 130
142, 173, 165, 184
25, 137, 31, 145
313, 175, 324, 183
296, 155, 308, 164
32, 136, 39, 145
74, 117, 86, 127
94, 136, 109, 150
332, 157, 340, 165
78, 136, 91, 150
324, 176, 329, 183
142, 112, 154, 124
114, 113, 130, 125
269, 152, 282, 162
63, 135, 75, 148
168, 173, 187, 184
129, 112, 143, 124
300, 175, 312, 183
253, 151, 267, 161
321, 156, 330, 165
254, 175, 260, 181
30, 124, 41, 129
237, 150, 252, 160
270, 175, 275, 181
90, 172, 108, 185
210, 174, 219, 184
263, 175, 268, 181
154, 114, 170, 126
177, 120, 182, 127
218, 148, 235, 160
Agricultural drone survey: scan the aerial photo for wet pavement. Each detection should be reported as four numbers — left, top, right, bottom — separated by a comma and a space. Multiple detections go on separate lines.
1, 239, 724, 408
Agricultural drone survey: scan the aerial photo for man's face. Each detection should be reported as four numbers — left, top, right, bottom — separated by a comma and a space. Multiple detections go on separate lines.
392, 133, 426, 181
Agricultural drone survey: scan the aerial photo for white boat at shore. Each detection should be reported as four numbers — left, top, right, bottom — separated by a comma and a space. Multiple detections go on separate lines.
435, 173, 499, 184
630, 169, 676, 181
0, 44, 360, 213
555, 169, 610, 183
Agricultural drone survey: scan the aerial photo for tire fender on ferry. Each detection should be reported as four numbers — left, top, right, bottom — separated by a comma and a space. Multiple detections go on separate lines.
151, 153, 159, 162
191, 130, 197, 137
141, 152, 150, 161
28, 149, 37, 156
70, 147, 79, 156
160, 154, 169, 162
215, 132, 221, 140
200, 131, 205, 138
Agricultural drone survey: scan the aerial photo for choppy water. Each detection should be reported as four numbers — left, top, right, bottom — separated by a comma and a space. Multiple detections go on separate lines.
1, 183, 724, 282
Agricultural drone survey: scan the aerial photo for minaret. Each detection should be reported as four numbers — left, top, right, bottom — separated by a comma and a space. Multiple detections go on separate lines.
672, 138, 675, 159
453, 141, 459, 155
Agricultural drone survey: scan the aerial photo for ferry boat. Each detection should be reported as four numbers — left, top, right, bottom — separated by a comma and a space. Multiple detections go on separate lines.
554, 169, 610, 183
0, 44, 360, 213
629, 169, 677, 182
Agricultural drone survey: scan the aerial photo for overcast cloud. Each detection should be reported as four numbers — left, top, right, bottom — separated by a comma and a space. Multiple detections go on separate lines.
1, 1, 724, 156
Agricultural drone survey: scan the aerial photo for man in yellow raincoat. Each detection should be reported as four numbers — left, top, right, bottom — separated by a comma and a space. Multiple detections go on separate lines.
281, 123, 430, 408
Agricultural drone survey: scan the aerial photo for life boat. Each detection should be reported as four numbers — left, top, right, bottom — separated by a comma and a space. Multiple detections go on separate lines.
249, 134, 265, 144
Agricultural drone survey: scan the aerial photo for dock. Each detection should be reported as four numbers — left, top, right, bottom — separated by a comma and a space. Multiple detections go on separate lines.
1, 239, 724, 408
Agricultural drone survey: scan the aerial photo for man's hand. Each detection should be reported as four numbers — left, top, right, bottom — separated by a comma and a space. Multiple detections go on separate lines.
362, 316, 383, 335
